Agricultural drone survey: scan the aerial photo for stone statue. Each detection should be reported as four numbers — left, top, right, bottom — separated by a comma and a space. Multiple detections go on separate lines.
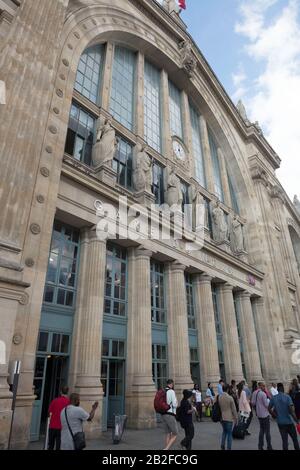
229, 213, 244, 252
133, 144, 152, 193
92, 118, 118, 167
211, 200, 228, 242
294, 195, 300, 214
167, 166, 183, 207
190, 186, 206, 230
179, 40, 197, 77
237, 100, 250, 124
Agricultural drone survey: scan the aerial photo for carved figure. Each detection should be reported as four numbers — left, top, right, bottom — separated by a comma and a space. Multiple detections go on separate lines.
133, 144, 152, 193
294, 195, 300, 214
167, 167, 183, 207
92, 118, 118, 167
179, 40, 197, 76
211, 200, 228, 242
229, 213, 244, 252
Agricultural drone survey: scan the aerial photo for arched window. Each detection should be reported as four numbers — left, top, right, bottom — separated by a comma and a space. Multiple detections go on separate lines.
169, 80, 183, 139
110, 46, 136, 131
289, 226, 300, 275
208, 130, 224, 202
228, 171, 239, 214
189, 104, 206, 188
74, 45, 104, 104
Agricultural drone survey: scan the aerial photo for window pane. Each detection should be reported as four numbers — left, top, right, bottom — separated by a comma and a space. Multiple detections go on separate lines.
144, 61, 161, 152
110, 47, 135, 130
74, 46, 103, 104
44, 285, 54, 303
209, 130, 224, 202
51, 334, 61, 353
190, 104, 206, 187
61, 335, 69, 353
102, 340, 109, 356
114, 138, 133, 189
38, 332, 48, 352
169, 81, 183, 139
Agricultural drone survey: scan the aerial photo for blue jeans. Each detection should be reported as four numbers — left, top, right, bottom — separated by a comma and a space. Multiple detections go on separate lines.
221, 421, 233, 450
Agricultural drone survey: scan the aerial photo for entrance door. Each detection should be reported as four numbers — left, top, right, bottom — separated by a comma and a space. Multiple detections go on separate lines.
30, 355, 68, 441
101, 359, 125, 429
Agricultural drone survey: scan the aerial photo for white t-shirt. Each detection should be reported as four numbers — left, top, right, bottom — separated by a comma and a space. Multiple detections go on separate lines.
166, 388, 178, 414
60, 405, 90, 450
193, 390, 202, 403
270, 387, 278, 396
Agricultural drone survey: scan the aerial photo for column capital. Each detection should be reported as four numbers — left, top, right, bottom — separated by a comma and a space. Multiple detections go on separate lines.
195, 273, 212, 284
221, 282, 234, 293
253, 296, 264, 306
235, 290, 251, 300
169, 261, 187, 273
135, 247, 153, 260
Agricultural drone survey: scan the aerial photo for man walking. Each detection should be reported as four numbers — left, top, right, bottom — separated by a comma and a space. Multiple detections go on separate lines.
251, 382, 273, 450
269, 383, 300, 450
48, 386, 70, 450
161, 379, 178, 451
217, 379, 225, 396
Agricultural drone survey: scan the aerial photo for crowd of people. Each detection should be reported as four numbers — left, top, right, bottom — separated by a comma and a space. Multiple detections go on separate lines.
160, 376, 300, 451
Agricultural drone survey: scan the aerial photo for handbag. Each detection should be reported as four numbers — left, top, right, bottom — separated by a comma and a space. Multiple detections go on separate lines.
64, 407, 86, 450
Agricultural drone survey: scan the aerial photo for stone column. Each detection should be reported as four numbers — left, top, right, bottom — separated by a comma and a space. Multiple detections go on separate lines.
160, 69, 172, 157
100, 42, 114, 111
166, 262, 192, 393
193, 274, 220, 390
235, 291, 263, 382
74, 228, 106, 438
219, 283, 244, 382
199, 116, 215, 194
251, 297, 278, 383
217, 148, 231, 207
126, 248, 156, 429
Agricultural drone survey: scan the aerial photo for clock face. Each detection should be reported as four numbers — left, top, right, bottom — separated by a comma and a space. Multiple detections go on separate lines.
172, 139, 186, 160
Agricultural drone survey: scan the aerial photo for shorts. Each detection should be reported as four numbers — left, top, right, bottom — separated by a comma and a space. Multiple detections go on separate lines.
161, 414, 178, 435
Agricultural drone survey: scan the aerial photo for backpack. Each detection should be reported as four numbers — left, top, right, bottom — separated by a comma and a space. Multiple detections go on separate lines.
211, 396, 222, 423
154, 388, 171, 414
175, 406, 182, 422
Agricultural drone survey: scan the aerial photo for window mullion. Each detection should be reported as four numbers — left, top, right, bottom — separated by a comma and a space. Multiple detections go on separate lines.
100, 42, 114, 110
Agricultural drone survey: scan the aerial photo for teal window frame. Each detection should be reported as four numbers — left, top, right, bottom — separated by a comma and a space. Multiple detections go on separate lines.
190, 104, 206, 188
151, 261, 166, 325
43, 222, 80, 309
144, 61, 162, 152
104, 243, 128, 318
169, 80, 183, 139
152, 343, 168, 390
185, 274, 196, 330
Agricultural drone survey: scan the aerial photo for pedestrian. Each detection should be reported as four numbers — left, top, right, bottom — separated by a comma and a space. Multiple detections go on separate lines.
237, 382, 251, 435
268, 383, 300, 450
270, 383, 278, 396
217, 379, 225, 396
161, 379, 178, 451
60, 393, 98, 450
218, 384, 238, 450
192, 384, 203, 421
289, 378, 299, 402
294, 385, 300, 420
179, 390, 195, 450
251, 382, 273, 450
205, 382, 215, 416
47, 386, 70, 450
228, 382, 239, 412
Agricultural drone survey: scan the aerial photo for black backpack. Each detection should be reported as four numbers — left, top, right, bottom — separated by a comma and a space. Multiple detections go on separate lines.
211, 396, 222, 422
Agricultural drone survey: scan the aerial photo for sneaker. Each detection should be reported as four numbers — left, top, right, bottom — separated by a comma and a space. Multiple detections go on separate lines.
221, 445, 225, 451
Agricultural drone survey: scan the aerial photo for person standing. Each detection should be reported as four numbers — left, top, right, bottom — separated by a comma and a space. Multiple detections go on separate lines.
60, 393, 98, 450
251, 382, 273, 450
161, 379, 178, 451
270, 383, 278, 397
237, 382, 251, 436
218, 384, 238, 450
268, 383, 300, 450
48, 386, 70, 450
205, 382, 215, 416
192, 384, 203, 422
217, 379, 225, 396
179, 390, 195, 450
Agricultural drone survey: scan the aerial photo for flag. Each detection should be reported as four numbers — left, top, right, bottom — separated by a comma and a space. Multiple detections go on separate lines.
178, 0, 186, 10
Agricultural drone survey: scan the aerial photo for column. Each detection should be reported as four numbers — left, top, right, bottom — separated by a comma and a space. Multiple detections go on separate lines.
135, 51, 145, 137
100, 42, 114, 111
217, 148, 231, 207
126, 248, 156, 429
73, 228, 106, 438
166, 263, 192, 392
193, 274, 220, 390
251, 297, 278, 383
160, 69, 172, 158
235, 291, 263, 382
199, 116, 215, 194
219, 283, 244, 382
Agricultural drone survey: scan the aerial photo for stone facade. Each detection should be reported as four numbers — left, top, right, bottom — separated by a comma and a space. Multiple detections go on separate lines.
0, 0, 300, 449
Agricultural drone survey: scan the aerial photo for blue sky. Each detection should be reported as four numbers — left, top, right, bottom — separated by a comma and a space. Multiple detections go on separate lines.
180, 0, 300, 200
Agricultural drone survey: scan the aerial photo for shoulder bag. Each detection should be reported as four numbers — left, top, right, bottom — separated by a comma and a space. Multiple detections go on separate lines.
64, 407, 86, 450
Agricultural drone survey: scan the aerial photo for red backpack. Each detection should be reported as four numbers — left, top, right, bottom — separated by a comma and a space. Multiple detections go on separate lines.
154, 388, 171, 414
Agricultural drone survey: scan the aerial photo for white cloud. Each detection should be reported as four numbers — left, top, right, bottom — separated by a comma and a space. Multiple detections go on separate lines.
233, 0, 300, 200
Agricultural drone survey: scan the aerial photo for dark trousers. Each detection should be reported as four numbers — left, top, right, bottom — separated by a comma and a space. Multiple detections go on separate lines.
48, 428, 61, 450
258, 416, 272, 450
246, 410, 253, 430
195, 402, 202, 420
278, 424, 300, 450
181, 423, 194, 450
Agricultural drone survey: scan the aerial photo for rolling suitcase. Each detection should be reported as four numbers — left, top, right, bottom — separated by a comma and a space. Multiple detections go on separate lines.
232, 420, 246, 439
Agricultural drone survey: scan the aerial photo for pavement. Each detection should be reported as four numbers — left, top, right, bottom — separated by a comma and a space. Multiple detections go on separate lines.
28, 416, 299, 451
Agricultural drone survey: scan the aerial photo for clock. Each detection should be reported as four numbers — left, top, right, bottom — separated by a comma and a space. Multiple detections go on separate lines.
172, 139, 186, 160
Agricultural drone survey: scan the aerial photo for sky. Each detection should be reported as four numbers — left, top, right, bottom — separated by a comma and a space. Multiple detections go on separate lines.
180, 0, 300, 201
